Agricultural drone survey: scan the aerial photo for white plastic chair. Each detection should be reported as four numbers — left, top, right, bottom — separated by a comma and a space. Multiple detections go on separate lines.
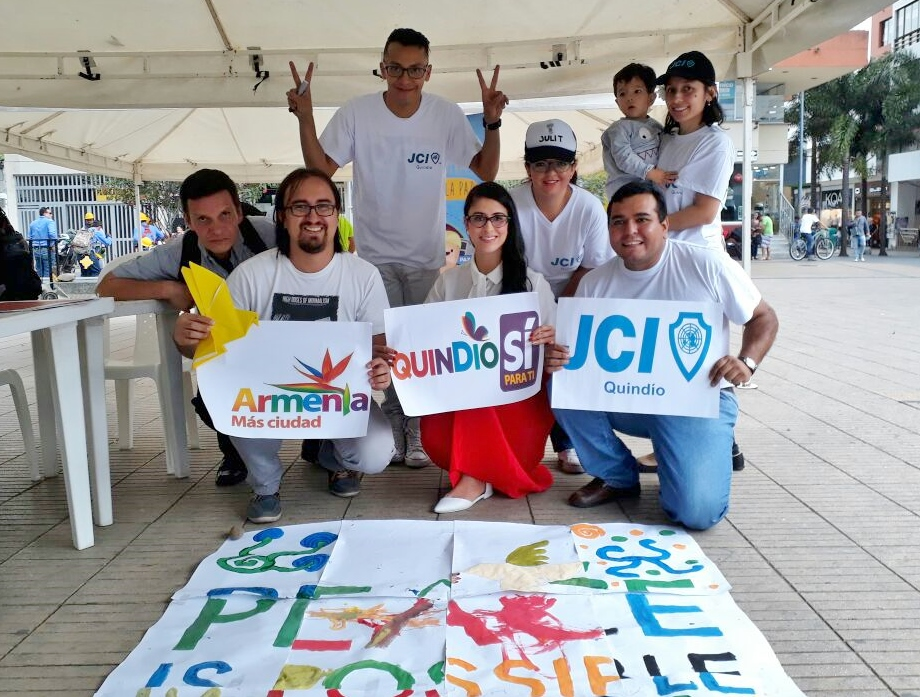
103, 315, 200, 453
99, 253, 200, 463
0, 369, 41, 480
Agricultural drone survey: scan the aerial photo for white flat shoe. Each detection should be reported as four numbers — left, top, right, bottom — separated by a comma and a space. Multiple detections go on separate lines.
433, 483, 493, 514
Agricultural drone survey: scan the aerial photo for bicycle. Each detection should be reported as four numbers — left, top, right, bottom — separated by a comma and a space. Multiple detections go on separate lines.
789, 229, 834, 261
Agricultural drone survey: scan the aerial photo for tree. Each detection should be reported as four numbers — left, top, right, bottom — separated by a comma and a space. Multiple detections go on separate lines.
98, 178, 181, 229
790, 52, 920, 257
855, 52, 920, 255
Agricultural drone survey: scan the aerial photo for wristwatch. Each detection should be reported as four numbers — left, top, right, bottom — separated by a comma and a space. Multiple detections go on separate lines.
482, 118, 502, 131
738, 355, 758, 374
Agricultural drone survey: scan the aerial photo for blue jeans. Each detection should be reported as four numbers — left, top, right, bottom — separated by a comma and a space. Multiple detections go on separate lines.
553, 389, 738, 530
853, 234, 865, 260
32, 246, 53, 278
804, 232, 816, 257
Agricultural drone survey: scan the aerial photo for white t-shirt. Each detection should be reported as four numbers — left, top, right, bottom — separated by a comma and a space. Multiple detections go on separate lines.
510, 183, 614, 298
657, 125, 734, 251
799, 213, 820, 233
228, 250, 389, 333
427, 259, 557, 325
320, 92, 482, 270
577, 240, 761, 369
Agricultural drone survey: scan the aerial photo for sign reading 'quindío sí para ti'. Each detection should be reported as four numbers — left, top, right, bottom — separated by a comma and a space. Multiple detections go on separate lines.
385, 292, 545, 416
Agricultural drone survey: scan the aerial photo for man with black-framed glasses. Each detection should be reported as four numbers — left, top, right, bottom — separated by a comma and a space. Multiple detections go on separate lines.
287, 27, 508, 468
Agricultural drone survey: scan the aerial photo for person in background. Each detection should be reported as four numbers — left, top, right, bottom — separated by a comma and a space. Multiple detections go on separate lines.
852, 209, 869, 262
751, 212, 764, 260
81, 213, 113, 277
27, 207, 58, 279
759, 210, 774, 260
420, 182, 557, 513
799, 207, 824, 261
338, 215, 356, 253
134, 213, 165, 248
287, 27, 508, 470
510, 119, 614, 475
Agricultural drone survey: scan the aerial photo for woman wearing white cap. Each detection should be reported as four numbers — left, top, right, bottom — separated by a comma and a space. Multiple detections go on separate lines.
510, 118, 613, 475
655, 50, 733, 251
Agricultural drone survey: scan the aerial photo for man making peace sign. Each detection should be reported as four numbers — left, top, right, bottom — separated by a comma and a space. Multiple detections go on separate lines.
288, 27, 508, 469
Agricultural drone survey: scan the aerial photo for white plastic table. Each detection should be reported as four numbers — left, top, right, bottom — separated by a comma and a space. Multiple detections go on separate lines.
0, 297, 115, 550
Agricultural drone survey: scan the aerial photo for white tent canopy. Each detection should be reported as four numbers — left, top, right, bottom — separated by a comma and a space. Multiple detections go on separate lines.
0, 0, 886, 182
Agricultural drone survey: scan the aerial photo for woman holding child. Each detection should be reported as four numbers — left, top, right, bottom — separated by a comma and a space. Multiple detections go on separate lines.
421, 182, 557, 513
656, 51, 734, 251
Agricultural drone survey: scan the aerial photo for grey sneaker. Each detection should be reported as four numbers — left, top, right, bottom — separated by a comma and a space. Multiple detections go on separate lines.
328, 469, 362, 498
246, 493, 281, 524
404, 416, 432, 469
388, 413, 406, 463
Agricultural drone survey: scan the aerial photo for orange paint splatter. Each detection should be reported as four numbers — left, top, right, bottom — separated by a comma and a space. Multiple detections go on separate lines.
571, 524, 605, 539
629, 529, 644, 536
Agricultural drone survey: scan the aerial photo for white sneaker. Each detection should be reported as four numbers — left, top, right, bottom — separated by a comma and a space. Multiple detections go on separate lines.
387, 413, 406, 463
558, 449, 585, 474
404, 416, 432, 468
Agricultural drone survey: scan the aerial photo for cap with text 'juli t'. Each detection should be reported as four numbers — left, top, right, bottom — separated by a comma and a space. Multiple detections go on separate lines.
524, 119, 577, 163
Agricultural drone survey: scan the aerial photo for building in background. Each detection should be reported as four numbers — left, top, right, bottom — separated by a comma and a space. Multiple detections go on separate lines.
876, 1, 920, 243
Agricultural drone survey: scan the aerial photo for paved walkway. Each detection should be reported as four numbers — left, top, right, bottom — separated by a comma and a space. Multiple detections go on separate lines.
1, 244, 919, 696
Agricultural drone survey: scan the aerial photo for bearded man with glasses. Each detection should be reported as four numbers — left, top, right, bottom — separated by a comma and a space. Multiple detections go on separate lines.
287, 27, 508, 469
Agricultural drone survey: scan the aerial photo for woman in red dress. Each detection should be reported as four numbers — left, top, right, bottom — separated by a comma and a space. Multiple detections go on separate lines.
422, 182, 557, 513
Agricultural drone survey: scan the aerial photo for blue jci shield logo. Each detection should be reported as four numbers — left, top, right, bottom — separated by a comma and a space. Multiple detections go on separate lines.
668, 312, 712, 381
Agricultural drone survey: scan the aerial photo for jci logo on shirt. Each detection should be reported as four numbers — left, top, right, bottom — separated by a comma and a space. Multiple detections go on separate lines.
408, 151, 441, 168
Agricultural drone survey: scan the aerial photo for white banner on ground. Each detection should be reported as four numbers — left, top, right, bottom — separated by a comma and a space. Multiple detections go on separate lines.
95, 521, 806, 697
552, 297, 724, 417
196, 321, 373, 438
385, 293, 544, 416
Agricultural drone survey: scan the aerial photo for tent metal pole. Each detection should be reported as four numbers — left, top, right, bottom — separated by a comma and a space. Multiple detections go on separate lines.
133, 182, 142, 253
741, 76, 755, 275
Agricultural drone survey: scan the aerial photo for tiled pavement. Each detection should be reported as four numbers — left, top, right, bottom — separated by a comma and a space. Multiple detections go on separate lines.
1, 243, 919, 696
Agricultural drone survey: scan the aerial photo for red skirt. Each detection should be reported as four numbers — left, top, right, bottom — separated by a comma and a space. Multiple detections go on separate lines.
421, 389, 554, 498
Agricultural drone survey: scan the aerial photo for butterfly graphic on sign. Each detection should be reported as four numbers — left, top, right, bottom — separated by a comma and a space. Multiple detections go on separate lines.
461, 312, 489, 341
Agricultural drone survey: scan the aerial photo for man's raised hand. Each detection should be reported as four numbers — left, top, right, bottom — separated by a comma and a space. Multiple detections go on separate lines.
287, 61, 314, 115
477, 65, 508, 125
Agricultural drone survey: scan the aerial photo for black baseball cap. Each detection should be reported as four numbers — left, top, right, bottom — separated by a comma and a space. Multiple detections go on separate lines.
656, 51, 716, 85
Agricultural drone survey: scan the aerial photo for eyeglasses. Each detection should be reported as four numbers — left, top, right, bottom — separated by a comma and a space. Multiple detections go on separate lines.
382, 63, 429, 79
466, 213, 510, 229
528, 160, 574, 174
286, 202, 337, 217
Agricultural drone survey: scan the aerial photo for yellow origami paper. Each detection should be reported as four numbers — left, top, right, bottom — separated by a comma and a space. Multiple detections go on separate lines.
181, 263, 259, 369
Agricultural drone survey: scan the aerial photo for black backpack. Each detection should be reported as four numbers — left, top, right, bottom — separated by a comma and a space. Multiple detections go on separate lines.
176, 217, 268, 281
